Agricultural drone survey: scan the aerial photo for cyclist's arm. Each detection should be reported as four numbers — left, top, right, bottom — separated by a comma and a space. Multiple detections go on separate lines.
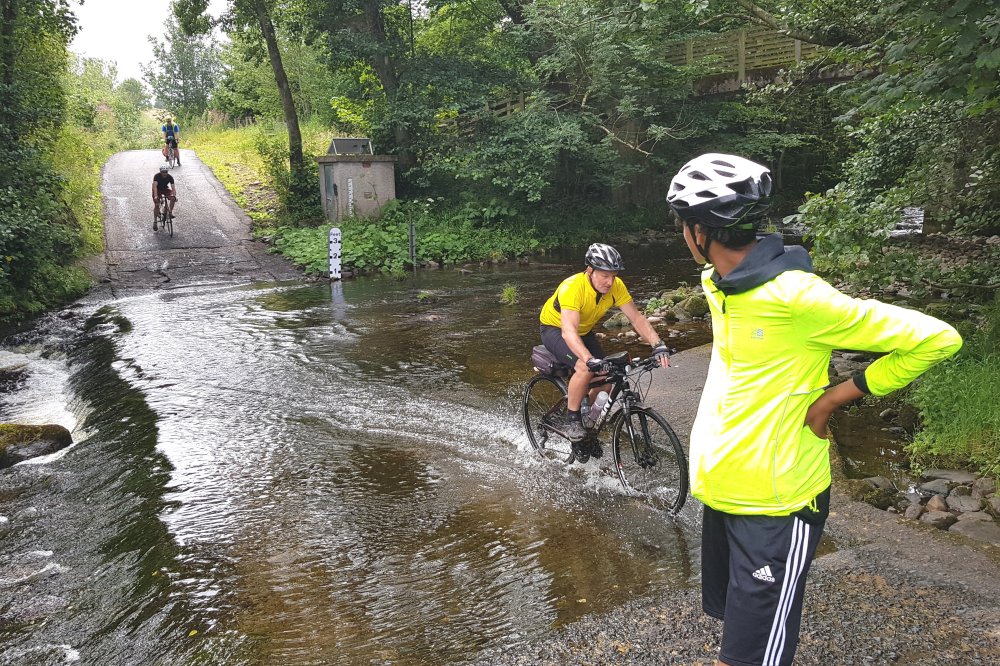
559, 309, 594, 372
619, 301, 668, 366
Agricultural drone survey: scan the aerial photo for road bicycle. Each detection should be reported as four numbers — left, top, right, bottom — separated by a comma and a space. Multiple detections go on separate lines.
155, 196, 174, 237
165, 141, 178, 168
522, 346, 688, 513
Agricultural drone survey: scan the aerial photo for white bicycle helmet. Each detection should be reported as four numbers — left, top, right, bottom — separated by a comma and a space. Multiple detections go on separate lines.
585, 243, 624, 271
159, 165, 169, 172
667, 153, 772, 228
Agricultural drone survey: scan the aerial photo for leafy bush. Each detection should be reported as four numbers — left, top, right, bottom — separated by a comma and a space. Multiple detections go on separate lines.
908, 297, 1000, 480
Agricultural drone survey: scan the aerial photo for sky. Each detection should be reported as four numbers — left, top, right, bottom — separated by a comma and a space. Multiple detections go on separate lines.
70, 0, 228, 85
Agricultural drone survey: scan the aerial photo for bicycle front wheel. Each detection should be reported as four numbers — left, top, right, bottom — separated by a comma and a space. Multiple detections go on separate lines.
522, 374, 574, 463
612, 407, 688, 512
165, 210, 173, 236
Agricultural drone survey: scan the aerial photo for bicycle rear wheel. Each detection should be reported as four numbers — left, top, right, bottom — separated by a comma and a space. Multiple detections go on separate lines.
522, 374, 574, 463
612, 407, 688, 512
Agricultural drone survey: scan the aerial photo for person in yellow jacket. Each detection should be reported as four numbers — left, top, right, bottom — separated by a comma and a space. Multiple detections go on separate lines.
667, 153, 962, 666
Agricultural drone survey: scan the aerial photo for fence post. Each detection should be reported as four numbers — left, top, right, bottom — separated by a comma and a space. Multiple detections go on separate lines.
794, 39, 802, 63
686, 38, 694, 64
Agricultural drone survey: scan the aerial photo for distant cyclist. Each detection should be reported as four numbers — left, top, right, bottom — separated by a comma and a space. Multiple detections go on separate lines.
538, 243, 670, 446
162, 116, 180, 166
152, 165, 177, 230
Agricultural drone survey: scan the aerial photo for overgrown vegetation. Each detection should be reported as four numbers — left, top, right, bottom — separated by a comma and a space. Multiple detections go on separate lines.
0, 0, 155, 329
909, 296, 1000, 479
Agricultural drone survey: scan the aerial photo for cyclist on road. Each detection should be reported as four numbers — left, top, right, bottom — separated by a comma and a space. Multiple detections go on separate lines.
538, 243, 670, 448
667, 153, 962, 666
152, 164, 177, 230
162, 116, 180, 166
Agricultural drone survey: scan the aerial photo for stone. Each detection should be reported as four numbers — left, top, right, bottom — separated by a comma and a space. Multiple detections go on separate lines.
922, 469, 977, 484
603, 313, 630, 329
0, 424, 73, 469
972, 477, 997, 499
949, 519, 1000, 546
950, 485, 972, 497
947, 495, 983, 513
904, 503, 925, 520
674, 295, 709, 319
920, 479, 952, 496
956, 511, 993, 522
863, 476, 895, 491
646, 316, 664, 324
920, 511, 957, 530
926, 494, 949, 513
988, 496, 1000, 516
878, 408, 898, 421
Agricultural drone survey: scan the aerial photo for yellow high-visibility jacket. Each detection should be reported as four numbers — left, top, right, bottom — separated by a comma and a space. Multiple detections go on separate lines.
690, 235, 962, 515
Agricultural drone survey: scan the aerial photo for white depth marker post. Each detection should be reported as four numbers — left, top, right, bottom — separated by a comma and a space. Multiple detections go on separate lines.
328, 227, 342, 280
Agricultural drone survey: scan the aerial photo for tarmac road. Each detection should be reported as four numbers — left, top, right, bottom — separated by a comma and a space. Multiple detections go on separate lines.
85, 148, 301, 294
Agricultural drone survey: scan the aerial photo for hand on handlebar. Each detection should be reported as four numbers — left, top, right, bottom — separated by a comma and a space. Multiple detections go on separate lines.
652, 344, 672, 368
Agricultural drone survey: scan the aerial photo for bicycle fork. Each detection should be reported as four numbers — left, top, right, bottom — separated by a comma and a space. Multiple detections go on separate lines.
621, 409, 658, 469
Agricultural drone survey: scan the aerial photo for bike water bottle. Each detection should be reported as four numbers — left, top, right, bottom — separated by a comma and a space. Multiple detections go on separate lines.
590, 391, 610, 424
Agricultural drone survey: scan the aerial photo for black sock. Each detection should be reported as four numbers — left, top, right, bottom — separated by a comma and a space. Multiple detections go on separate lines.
567, 409, 581, 421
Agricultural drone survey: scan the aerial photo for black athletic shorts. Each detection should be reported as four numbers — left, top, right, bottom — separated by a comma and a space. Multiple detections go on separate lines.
701, 486, 831, 666
539, 324, 604, 368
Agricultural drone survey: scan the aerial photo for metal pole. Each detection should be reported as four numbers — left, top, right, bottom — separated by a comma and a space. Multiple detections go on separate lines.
409, 221, 416, 272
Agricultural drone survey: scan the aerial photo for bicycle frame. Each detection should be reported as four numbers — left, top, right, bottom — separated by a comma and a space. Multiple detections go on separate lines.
583, 355, 652, 433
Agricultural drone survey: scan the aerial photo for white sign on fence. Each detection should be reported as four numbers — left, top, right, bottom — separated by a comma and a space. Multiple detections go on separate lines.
328, 227, 342, 280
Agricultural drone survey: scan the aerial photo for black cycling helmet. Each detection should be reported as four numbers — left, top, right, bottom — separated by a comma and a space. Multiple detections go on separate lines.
585, 243, 624, 271
666, 153, 772, 229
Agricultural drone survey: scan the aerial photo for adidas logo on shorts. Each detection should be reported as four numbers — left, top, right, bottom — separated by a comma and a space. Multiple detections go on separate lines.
752, 565, 776, 583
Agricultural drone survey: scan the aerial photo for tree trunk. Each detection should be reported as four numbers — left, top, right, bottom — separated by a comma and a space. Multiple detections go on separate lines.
1, 0, 17, 89
360, 0, 410, 155
251, 0, 304, 171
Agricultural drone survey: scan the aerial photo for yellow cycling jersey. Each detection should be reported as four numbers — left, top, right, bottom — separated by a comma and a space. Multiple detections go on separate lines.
539, 272, 632, 335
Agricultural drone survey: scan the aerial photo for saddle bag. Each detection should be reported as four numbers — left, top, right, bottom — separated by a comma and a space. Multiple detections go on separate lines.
531, 345, 568, 376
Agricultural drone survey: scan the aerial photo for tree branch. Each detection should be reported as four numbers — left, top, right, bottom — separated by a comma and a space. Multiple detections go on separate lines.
732, 0, 847, 47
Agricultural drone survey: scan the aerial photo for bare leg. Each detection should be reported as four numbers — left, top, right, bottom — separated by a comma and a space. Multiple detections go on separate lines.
566, 368, 593, 411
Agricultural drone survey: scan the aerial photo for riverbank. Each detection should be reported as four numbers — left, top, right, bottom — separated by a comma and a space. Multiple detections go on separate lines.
473, 345, 1000, 665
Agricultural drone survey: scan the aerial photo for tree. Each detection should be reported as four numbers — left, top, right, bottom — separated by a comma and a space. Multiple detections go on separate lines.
142, 12, 222, 115
175, 0, 312, 220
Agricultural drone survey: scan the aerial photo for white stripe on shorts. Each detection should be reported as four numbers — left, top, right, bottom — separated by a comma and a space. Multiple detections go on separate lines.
763, 517, 810, 666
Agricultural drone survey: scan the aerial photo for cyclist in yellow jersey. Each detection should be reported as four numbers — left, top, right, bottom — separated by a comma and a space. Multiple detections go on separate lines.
538, 243, 670, 444
667, 153, 961, 666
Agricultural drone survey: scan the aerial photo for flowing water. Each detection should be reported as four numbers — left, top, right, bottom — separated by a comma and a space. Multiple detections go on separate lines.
1, 241, 711, 665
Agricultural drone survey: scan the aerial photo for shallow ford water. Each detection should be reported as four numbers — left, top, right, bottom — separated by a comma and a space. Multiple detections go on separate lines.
1, 242, 714, 665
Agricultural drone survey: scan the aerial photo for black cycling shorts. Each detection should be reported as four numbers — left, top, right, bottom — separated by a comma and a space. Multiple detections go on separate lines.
701, 486, 830, 666
539, 324, 604, 368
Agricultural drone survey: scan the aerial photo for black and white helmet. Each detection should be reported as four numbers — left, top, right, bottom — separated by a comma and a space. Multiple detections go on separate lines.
585, 243, 624, 271
159, 165, 169, 172
667, 153, 772, 228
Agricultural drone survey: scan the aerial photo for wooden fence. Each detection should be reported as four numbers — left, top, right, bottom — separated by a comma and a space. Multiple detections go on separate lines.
446, 28, 829, 129
664, 27, 824, 82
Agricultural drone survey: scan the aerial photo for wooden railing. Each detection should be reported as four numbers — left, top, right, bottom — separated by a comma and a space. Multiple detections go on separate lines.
664, 27, 824, 82
444, 29, 829, 131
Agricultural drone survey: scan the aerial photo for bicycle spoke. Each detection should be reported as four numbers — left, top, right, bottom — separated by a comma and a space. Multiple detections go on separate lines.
522, 375, 574, 463
613, 407, 688, 512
